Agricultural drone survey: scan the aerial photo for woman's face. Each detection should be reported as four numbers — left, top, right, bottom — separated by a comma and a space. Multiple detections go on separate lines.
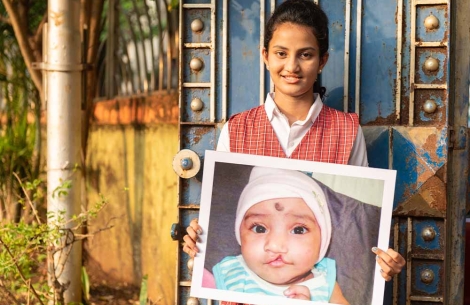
263, 22, 328, 101
240, 197, 321, 285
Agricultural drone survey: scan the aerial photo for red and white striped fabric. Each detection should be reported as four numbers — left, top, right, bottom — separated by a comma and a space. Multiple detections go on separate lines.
228, 105, 359, 164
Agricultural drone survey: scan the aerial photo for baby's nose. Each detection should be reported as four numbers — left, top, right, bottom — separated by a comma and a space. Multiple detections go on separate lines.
264, 232, 288, 253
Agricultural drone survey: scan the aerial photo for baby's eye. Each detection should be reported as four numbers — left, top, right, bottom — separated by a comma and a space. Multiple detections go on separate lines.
291, 226, 308, 234
251, 225, 267, 233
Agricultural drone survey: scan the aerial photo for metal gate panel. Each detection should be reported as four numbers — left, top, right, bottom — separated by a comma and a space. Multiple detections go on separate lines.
174, 1, 469, 304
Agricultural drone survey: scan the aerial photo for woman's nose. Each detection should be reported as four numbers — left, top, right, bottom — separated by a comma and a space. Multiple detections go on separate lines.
285, 56, 300, 72
264, 232, 288, 253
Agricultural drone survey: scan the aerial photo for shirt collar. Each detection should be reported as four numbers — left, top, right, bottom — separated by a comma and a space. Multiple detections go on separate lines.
264, 92, 323, 124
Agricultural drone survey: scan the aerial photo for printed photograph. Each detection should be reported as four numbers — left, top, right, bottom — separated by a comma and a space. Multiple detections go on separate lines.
190, 151, 397, 305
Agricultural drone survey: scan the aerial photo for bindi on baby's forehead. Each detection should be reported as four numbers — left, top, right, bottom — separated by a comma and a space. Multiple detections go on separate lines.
274, 202, 284, 211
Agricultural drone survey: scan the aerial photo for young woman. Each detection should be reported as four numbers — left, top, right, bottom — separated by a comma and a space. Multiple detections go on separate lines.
183, 0, 405, 302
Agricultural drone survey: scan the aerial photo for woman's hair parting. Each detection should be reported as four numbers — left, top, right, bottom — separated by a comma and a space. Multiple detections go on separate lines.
264, 0, 329, 57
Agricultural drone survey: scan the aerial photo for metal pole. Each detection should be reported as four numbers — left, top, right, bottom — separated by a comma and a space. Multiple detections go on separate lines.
46, 0, 82, 303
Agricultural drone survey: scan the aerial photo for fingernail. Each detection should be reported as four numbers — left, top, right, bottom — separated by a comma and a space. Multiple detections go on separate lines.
197, 229, 203, 235
372, 247, 378, 253
376, 255, 380, 261
380, 269, 384, 273
284, 289, 290, 295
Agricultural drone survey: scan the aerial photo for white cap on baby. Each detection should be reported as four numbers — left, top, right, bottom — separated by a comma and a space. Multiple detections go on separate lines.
234, 166, 332, 264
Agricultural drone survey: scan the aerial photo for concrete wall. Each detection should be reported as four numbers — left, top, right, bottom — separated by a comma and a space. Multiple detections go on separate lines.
85, 92, 179, 304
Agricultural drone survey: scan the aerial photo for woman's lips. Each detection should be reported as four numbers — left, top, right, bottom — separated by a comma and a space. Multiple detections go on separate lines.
282, 75, 301, 84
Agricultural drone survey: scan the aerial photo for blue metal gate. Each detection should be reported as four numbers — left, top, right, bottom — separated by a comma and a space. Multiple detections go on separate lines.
173, 0, 470, 304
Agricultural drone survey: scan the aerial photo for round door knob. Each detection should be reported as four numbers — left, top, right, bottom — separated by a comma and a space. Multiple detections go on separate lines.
190, 58, 204, 72
173, 149, 201, 179
424, 57, 439, 72
422, 226, 436, 241
181, 158, 193, 170
170, 223, 183, 241
191, 19, 204, 32
187, 297, 199, 305
424, 14, 439, 30
423, 99, 438, 114
190, 98, 204, 111
420, 269, 435, 284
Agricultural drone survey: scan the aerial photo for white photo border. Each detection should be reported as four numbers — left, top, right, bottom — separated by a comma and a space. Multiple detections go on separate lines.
190, 150, 397, 305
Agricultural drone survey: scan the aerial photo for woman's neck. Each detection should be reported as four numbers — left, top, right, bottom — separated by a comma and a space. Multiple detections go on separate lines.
273, 92, 315, 125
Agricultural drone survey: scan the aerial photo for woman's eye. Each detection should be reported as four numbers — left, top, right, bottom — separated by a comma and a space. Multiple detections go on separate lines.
300, 53, 312, 59
251, 225, 267, 233
276, 51, 286, 57
291, 226, 308, 234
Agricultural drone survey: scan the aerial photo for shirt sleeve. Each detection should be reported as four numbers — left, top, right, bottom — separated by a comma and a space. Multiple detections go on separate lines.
216, 122, 230, 152
347, 126, 369, 167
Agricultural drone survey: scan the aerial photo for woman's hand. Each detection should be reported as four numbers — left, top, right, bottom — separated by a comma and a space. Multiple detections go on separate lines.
372, 247, 406, 281
284, 285, 311, 300
183, 218, 202, 258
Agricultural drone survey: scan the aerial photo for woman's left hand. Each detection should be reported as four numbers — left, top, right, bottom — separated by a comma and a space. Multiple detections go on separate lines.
372, 247, 406, 281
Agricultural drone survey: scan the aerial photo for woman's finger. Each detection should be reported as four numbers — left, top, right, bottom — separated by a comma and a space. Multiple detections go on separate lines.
372, 247, 405, 277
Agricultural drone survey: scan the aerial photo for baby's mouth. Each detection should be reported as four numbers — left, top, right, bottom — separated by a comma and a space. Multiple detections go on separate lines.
266, 255, 287, 267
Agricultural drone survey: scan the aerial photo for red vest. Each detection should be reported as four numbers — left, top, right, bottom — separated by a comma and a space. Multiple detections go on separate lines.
228, 105, 359, 164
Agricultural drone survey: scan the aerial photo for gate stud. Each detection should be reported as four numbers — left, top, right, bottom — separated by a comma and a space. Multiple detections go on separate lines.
424, 14, 439, 30
191, 19, 204, 32
424, 57, 439, 72
187, 297, 199, 305
423, 100, 438, 114
190, 58, 204, 72
191, 98, 204, 111
420, 269, 435, 284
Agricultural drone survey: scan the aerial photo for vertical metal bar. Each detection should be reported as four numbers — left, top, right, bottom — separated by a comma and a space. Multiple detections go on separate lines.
409, 1, 417, 126
355, 0, 362, 115
344, 0, 351, 112
406, 217, 412, 305
395, 0, 403, 121
46, 0, 82, 303
260, 0, 266, 105
210, 1, 216, 122
393, 220, 399, 305
222, 0, 228, 121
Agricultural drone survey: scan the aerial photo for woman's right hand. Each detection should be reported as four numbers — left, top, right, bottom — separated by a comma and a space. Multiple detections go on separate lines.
183, 218, 202, 258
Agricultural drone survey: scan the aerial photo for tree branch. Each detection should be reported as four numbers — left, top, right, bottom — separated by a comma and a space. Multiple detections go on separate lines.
0, 237, 45, 305
1, 0, 44, 102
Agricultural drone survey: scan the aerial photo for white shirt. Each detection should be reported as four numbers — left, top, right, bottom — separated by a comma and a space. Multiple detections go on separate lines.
216, 93, 368, 167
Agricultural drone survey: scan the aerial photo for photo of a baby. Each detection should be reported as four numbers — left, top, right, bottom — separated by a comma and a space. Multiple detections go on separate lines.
209, 167, 346, 303
190, 151, 396, 305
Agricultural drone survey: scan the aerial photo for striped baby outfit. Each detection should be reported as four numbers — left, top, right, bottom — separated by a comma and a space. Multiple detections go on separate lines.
213, 255, 336, 302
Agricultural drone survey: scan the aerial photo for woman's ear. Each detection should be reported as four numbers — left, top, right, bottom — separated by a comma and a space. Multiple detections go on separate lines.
262, 48, 269, 69
319, 52, 329, 71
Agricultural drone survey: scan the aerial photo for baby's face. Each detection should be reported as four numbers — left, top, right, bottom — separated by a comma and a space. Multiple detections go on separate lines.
240, 197, 321, 285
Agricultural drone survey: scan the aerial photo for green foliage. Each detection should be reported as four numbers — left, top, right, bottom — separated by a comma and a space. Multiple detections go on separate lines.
0, 178, 110, 304
81, 266, 90, 302
139, 275, 149, 305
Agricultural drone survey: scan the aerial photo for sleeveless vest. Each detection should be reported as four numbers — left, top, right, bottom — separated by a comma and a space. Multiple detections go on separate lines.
228, 105, 359, 164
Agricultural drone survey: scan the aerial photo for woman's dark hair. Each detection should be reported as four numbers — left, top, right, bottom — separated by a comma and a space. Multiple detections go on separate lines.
264, 0, 329, 56
264, 0, 329, 98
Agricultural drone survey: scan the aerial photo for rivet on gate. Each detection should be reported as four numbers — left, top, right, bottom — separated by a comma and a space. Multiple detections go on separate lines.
191, 19, 204, 33
424, 14, 439, 30
420, 269, 435, 284
187, 297, 199, 305
191, 98, 204, 111
422, 226, 436, 241
424, 57, 439, 72
190, 58, 204, 72
187, 258, 194, 272
423, 99, 438, 114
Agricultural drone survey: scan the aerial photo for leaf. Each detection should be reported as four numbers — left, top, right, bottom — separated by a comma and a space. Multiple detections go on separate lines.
81, 266, 90, 301
139, 275, 148, 305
